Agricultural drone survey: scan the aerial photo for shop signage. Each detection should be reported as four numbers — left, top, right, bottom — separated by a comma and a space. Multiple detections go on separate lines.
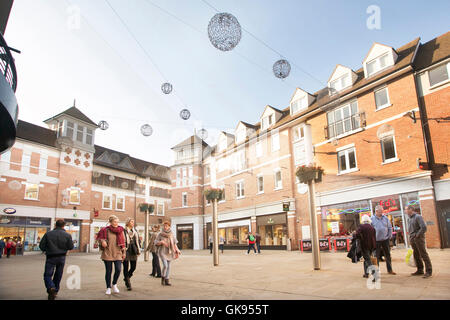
267, 218, 274, 224
282, 202, 290, 212
331, 221, 340, 234
334, 238, 350, 252
177, 225, 193, 231
376, 198, 400, 214
300, 239, 312, 252
319, 239, 332, 251
0, 218, 11, 224
3, 208, 16, 214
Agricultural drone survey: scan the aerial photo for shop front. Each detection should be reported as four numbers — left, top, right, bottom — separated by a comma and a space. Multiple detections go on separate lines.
206, 218, 250, 249
64, 219, 80, 250
177, 224, 193, 249
0, 215, 51, 252
256, 213, 288, 249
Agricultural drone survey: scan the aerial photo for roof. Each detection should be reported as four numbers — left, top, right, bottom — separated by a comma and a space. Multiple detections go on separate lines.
16, 120, 58, 148
44, 106, 98, 127
413, 31, 450, 71
171, 135, 209, 150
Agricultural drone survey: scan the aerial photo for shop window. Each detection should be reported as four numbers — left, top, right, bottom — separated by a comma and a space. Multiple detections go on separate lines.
381, 135, 397, 163
102, 195, 112, 210
116, 196, 125, 211
69, 189, 80, 204
235, 181, 245, 199
257, 175, 264, 194
321, 200, 371, 236
257, 214, 288, 246
374, 87, 390, 110
274, 170, 282, 190
428, 62, 449, 87
337, 147, 357, 174
24, 183, 39, 200
64, 220, 79, 250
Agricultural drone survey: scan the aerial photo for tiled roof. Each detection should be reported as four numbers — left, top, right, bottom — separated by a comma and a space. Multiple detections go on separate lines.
16, 120, 58, 148
171, 135, 209, 150
44, 106, 98, 126
413, 31, 450, 71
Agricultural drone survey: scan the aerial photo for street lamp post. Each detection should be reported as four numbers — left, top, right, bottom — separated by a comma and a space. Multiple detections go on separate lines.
144, 208, 149, 262
308, 180, 321, 270
212, 198, 219, 266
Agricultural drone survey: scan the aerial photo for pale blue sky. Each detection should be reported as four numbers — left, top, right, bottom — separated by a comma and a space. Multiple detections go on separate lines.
5, 0, 450, 166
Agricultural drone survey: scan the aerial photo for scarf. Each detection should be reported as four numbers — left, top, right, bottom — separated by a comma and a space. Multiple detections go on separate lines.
97, 225, 125, 249
125, 227, 141, 251
160, 229, 179, 259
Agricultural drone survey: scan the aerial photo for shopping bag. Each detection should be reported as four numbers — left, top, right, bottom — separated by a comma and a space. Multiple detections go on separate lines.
405, 248, 416, 268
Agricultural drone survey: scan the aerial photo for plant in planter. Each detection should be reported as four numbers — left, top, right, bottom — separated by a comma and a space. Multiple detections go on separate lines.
204, 188, 224, 201
138, 203, 149, 213
148, 204, 155, 213
296, 164, 324, 184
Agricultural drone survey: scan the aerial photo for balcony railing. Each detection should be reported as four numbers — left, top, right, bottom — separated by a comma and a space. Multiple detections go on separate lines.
0, 33, 17, 92
324, 111, 366, 140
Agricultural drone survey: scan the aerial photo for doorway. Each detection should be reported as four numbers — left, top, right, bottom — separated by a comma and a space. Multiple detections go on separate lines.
178, 230, 193, 249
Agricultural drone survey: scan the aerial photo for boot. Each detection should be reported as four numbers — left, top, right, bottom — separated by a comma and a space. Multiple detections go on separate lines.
161, 276, 165, 286
127, 278, 132, 291
164, 278, 171, 286
124, 277, 131, 290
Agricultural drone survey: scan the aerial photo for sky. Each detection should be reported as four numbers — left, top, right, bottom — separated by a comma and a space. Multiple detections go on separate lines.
5, 0, 450, 166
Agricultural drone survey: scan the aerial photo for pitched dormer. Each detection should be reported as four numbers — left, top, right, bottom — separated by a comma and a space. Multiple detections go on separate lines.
363, 43, 398, 78
327, 65, 358, 94
260, 105, 283, 131
290, 88, 315, 115
218, 131, 234, 152
235, 121, 257, 144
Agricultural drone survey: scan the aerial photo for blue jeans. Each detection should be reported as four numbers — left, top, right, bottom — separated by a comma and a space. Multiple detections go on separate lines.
104, 260, 122, 288
247, 243, 256, 254
160, 258, 171, 279
256, 242, 261, 253
44, 255, 66, 292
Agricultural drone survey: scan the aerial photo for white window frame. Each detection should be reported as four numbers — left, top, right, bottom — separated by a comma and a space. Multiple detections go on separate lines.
428, 62, 450, 88
21, 153, 31, 172
102, 194, 112, 210
293, 142, 307, 166
235, 180, 245, 199
326, 100, 360, 139
157, 203, 165, 216
337, 147, 358, 175
86, 128, 93, 145
39, 156, 48, 176
366, 52, 390, 77
115, 195, 125, 211
65, 120, 75, 139
69, 188, 81, 205
274, 169, 282, 190
381, 135, 398, 164
218, 185, 226, 203
24, 183, 39, 201
76, 124, 84, 143
182, 192, 188, 207
291, 96, 307, 115
188, 166, 193, 185
330, 73, 351, 92
271, 133, 280, 152
255, 141, 263, 158
257, 175, 264, 194
293, 125, 305, 142
374, 86, 391, 110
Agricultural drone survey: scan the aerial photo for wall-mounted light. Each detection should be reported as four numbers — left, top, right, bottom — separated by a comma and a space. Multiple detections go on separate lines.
404, 110, 417, 123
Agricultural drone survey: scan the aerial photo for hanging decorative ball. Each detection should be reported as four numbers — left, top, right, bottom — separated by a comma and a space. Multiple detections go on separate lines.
273, 59, 291, 79
109, 175, 115, 181
92, 171, 101, 178
121, 181, 129, 189
161, 82, 173, 94
80, 180, 87, 188
140, 124, 153, 137
198, 128, 208, 140
8, 180, 22, 190
98, 120, 109, 130
208, 12, 242, 52
180, 109, 191, 120
110, 153, 121, 164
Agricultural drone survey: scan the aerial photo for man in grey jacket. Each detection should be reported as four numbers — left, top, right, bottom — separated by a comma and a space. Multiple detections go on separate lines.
39, 219, 74, 300
406, 206, 432, 278
371, 205, 396, 275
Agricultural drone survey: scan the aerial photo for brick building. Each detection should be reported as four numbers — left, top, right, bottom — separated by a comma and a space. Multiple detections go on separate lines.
168, 31, 449, 250
0, 106, 171, 253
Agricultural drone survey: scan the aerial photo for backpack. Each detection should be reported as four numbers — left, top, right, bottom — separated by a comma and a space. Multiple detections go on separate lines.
249, 235, 255, 242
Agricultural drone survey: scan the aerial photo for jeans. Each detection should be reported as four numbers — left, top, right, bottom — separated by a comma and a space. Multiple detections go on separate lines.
410, 235, 432, 274
160, 258, 171, 279
256, 242, 261, 253
247, 243, 256, 254
151, 252, 161, 276
219, 244, 224, 253
361, 249, 373, 276
104, 260, 122, 288
43, 255, 66, 292
123, 260, 136, 279
376, 239, 393, 273
209, 242, 213, 254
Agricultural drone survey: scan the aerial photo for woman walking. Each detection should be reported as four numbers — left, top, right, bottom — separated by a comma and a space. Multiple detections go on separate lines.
355, 215, 377, 278
97, 215, 126, 295
148, 225, 162, 278
155, 221, 181, 286
123, 218, 141, 291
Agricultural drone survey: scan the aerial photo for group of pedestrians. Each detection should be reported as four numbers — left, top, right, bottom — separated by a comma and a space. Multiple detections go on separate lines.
38, 215, 181, 300
0, 238, 16, 258
354, 205, 432, 279
208, 234, 225, 254
246, 232, 261, 254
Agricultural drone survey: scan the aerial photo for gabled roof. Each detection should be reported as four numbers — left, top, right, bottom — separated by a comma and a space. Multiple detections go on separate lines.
327, 64, 355, 83
171, 135, 209, 150
16, 120, 58, 148
236, 121, 258, 130
261, 105, 284, 116
44, 106, 98, 127
289, 88, 315, 103
362, 42, 398, 63
413, 31, 450, 71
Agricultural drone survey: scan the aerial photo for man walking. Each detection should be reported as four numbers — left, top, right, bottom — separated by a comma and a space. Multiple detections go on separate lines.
371, 206, 396, 275
39, 219, 74, 300
405, 205, 432, 278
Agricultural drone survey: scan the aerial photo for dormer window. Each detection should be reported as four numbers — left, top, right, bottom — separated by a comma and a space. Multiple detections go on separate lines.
219, 136, 227, 151
366, 53, 389, 77
236, 129, 246, 144
65, 121, 74, 138
76, 125, 84, 142
330, 73, 351, 92
261, 114, 274, 130
291, 97, 307, 115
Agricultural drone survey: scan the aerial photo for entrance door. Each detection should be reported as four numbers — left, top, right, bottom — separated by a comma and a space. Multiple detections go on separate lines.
178, 231, 193, 249
390, 214, 406, 248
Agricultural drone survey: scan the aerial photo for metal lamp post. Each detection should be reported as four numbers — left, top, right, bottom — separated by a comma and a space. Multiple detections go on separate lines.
212, 198, 219, 266
307, 179, 321, 270
144, 206, 149, 262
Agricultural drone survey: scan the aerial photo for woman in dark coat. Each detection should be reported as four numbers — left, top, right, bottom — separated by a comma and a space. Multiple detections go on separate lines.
123, 218, 141, 291
355, 215, 377, 278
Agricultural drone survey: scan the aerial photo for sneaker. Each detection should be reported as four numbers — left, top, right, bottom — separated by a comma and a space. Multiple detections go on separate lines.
112, 284, 120, 293
411, 271, 424, 276
245, 252, 249, 255
105, 288, 111, 295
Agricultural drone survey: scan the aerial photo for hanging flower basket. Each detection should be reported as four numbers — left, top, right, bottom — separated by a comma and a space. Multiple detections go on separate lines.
148, 204, 155, 213
139, 203, 148, 213
296, 165, 324, 184
204, 188, 224, 201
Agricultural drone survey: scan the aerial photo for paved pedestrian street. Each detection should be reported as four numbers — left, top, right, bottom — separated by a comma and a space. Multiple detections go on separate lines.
1, 248, 450, 300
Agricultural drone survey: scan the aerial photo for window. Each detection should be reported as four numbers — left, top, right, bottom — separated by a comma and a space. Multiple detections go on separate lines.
231, 150, 246, 173
274, 170, 282, 190
366, 53, 390, 77
337, 147, 357, 174
262, 114, 275, 130
69, 189, 80, 204
86, 128, 93, 145
381, 136, 397, 163
293, 125, 305, 142
57, 121, 64, 137
103, 195, 112, 209
178, 149, 184, 160
25, 183, 39, 200
116, 196, 125, 211
271, 133, 280, 152
1, 150, 11, 163
327, 100, 360, 138
22, 154, 31, 172
205, 166, 210, 177
236, 129, 246, 143
76, 125, 84, 142
255, 141, 262, 158
218, 186, 226, 202
428, 63, 450, 87
330, 73, 351, 92
66, 121, 74, 138
157, 203, 164, 216
257, 175, 264, 194
374, 87, 390, 110
235, 181, 244, 199
294, 143, 306, 166
188, 167, 193, 185
291, 97, 307, 114
182, 192, 187, 207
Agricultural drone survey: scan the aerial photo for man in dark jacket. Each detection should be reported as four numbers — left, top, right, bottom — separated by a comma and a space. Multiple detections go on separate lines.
355, 215, 377, 278
0, 238, 5, 259
39, 219, 74, 300
406, 206, 432, 278
255, 233, 261, 254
